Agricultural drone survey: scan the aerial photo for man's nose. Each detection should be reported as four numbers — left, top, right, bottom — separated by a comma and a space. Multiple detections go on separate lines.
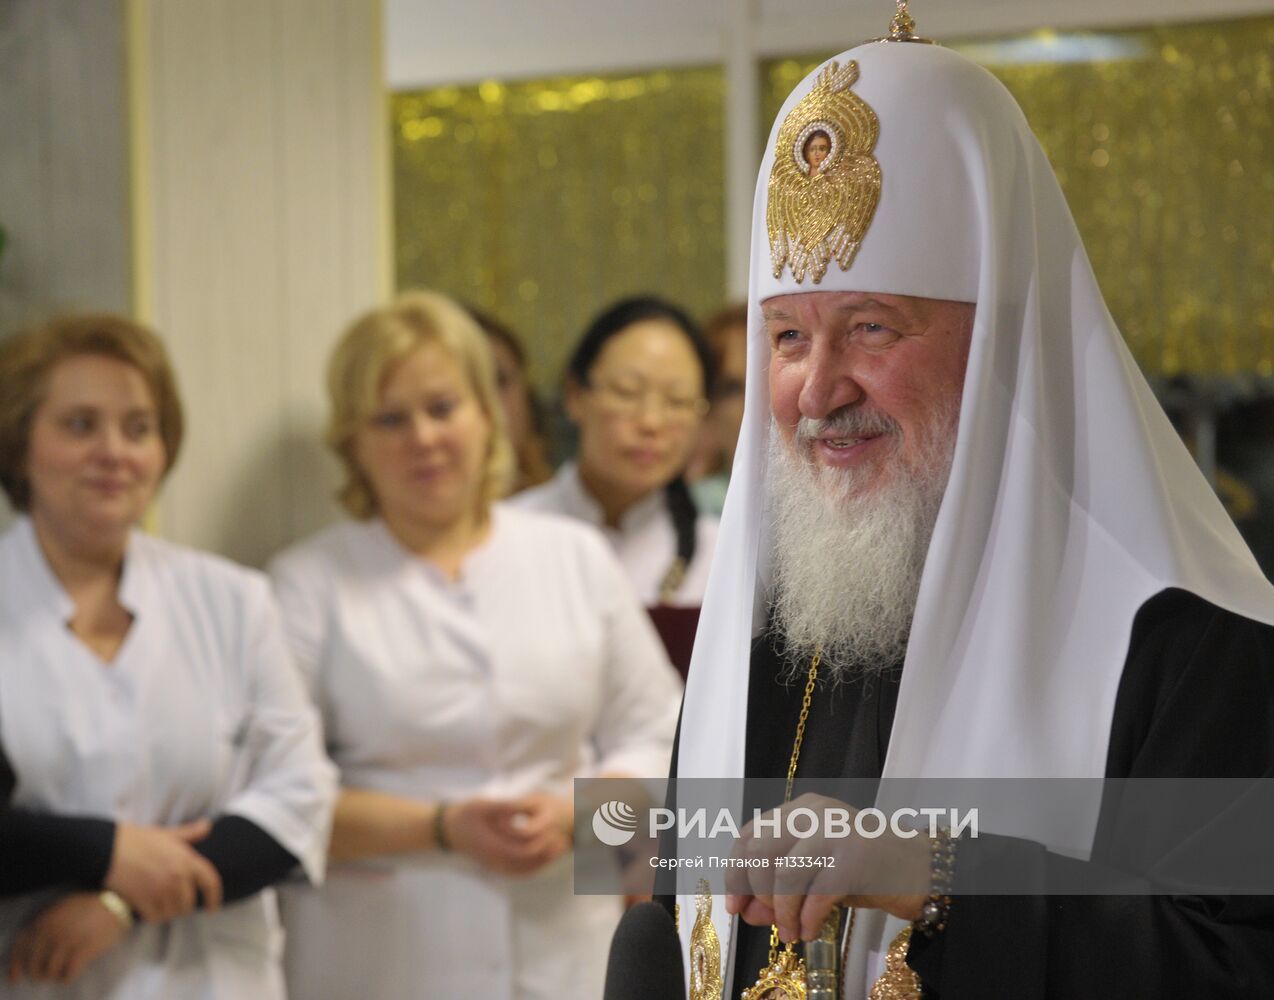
797, 345, 863, 420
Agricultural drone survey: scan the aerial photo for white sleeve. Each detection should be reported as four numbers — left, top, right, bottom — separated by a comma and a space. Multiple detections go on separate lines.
586, 537, 684, 779
221, 575, 338, 884
267, 551, 333, 734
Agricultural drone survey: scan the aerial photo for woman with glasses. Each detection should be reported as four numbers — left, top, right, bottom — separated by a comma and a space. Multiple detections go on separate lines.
513, 297, 717, 674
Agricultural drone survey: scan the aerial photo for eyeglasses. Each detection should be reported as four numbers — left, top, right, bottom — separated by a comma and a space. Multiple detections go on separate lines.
587, 379, 709, 423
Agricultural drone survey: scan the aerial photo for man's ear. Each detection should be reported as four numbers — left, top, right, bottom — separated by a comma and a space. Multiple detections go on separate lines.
563, 376, 585, 425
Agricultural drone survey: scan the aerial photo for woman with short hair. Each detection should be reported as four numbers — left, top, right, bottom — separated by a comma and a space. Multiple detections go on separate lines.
270, 289, 680, 1000
0, 314, 336, 998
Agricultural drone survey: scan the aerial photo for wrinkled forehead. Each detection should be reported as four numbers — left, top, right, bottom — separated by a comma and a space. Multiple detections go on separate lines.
757, 289, 976, 324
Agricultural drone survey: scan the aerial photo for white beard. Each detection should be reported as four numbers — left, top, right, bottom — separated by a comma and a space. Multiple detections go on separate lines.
766, 404, 957, 680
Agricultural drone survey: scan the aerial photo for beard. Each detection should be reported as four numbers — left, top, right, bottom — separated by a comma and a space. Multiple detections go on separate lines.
766, 403, 958, 681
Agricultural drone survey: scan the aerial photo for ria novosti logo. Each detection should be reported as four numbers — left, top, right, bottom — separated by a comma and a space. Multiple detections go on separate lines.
591, 800, 639, 846
587, 800, 978, 848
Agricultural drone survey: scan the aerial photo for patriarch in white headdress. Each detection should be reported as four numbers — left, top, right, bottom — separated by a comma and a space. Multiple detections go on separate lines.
669, 5, 1274, 998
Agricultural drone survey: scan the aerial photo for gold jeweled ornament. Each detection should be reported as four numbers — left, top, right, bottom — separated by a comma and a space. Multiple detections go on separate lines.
868, 926, 924, 1000
740, 944, 808, 1000
766, 59, 881, 284
872, 0, 936, 44
690, 880, 724, 1000
740, 648, 823, 1000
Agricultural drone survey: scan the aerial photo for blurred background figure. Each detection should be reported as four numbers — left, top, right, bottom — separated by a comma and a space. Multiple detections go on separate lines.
269, 290, 681, 1000
0, 315, 335, 999
467, 305, 553, 494
513, 296, 717, 676
686, 302, 748, 517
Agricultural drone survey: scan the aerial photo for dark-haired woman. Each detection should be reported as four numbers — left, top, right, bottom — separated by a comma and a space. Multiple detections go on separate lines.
513, 297, 717, 674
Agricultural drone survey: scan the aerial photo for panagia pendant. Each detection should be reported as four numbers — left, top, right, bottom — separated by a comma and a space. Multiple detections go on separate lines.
689, 882, 723, 1000
741, 943, 807, 1000
868, 926, 922, 1000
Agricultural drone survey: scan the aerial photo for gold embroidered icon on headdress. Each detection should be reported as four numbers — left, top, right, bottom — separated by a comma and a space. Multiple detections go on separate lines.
689, 880, 723, 1000
766, 60, 881, 284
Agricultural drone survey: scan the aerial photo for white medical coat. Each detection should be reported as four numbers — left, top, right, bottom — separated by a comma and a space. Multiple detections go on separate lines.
268, 504, 682, 1000
0, 517, 337, 1000
512, 463, 718, 607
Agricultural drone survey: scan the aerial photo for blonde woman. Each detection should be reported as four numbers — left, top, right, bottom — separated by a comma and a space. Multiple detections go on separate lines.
269, 290, 681, 1000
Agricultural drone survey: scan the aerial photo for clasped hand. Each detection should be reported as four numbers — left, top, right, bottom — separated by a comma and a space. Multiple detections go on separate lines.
8, 818, 223, 985
723, 793, 931, 943
105, 820, 223, 921
7, 893, 127, 985
447, 793, 573, 876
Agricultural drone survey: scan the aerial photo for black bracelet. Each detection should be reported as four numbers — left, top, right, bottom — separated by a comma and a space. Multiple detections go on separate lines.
913, 828, 957, 937
433, 802, 451, 853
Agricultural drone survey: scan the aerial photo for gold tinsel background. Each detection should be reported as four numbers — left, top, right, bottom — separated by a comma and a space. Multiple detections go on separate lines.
393, 70, 724, 391
394, 14, 1274, 387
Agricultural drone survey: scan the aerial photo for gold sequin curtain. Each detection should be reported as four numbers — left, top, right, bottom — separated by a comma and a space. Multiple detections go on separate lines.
393, 70, 725, 391
762, 16, 1274, 378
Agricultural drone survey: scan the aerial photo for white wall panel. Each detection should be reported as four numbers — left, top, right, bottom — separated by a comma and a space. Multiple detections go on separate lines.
387, 0, 722, 87
134, 0, 384, 566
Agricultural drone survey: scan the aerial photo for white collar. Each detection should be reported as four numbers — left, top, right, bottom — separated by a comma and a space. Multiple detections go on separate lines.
551, 461, 667, 536
9, 515, 149, 622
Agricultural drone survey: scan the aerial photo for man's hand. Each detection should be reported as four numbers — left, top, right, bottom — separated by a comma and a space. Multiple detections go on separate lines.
104, 821, 223, 922
723, 794, 931, 942
7, 893, 128, 985
446, 798, 565, 876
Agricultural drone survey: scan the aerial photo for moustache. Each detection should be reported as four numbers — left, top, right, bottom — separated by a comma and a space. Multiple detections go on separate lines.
794, 408, 900, 443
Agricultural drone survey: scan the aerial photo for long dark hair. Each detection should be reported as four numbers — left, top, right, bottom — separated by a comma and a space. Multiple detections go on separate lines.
568, 296, 716, 590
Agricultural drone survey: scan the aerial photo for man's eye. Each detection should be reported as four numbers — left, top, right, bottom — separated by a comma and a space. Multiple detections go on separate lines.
857, 323, 898, 344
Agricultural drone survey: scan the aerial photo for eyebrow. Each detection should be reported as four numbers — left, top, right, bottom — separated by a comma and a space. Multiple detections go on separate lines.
836, 298, 898, 316
600, 369, 701, 389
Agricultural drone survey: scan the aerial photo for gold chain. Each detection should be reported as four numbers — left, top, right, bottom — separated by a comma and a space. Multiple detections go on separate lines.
767, 645, 822, 966
784, 646, 821, 802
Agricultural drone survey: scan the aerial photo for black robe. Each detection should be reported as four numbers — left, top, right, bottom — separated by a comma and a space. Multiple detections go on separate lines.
661, 588, 1274, 998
